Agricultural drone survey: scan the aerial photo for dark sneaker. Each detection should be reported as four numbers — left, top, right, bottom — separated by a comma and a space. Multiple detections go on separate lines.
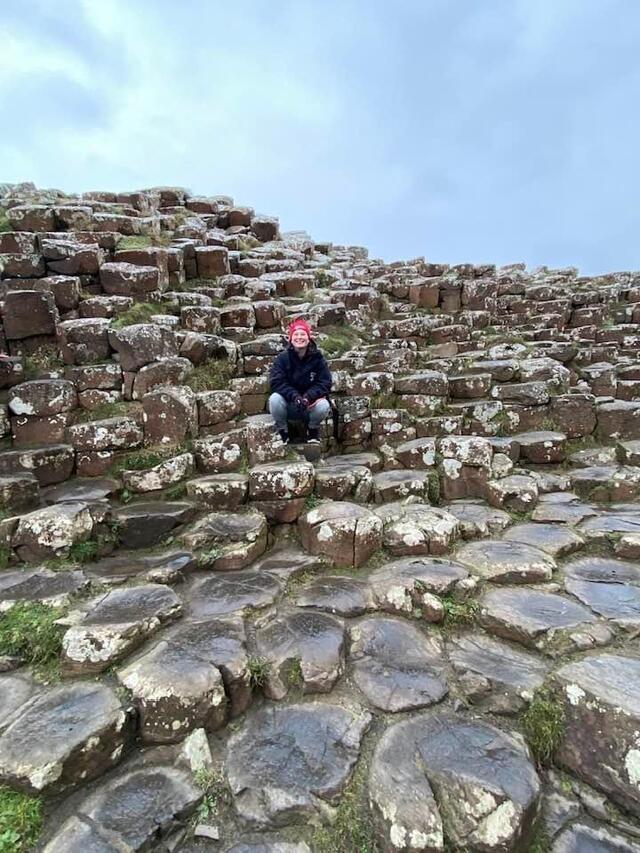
278, 429, 290, 445
307, 427, 320, 444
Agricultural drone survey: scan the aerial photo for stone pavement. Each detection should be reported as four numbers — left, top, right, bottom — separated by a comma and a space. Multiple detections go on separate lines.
1, 183, 640, 849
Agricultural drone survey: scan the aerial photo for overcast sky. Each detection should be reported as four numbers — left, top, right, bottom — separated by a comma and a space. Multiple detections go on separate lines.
2, 0, 639, 274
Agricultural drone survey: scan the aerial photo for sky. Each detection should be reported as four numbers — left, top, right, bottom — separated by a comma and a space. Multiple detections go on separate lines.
1, 0, 639, 274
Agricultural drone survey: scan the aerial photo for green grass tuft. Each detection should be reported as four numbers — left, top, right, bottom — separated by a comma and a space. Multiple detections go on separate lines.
73, 401, 131, 423
110, 301, 176, 328
521, 685, 565, 765
285, 656, 304, 687
0, 603, 65, 668
440, 594, 479, 631
304, 493, 321, 511
319, 326, 361, 357
0, 212, 11, 233
311, 758, 376, 852
116, 234, 172, 250
185, 360, 234, 392
247, 655, 270, 689
192, 767, 231, 825
370, 393, 398, 409
0, 786, 43, 853
23, 346, 64, 379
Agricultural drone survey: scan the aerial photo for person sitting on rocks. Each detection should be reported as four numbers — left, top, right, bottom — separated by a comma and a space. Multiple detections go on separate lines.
268, 318, 332, 445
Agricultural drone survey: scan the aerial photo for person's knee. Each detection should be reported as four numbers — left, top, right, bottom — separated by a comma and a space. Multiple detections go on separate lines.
310, 399, 331, 424
268, 392, 286, 413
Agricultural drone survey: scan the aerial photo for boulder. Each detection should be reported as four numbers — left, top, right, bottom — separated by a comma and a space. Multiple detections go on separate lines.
350, 616, 448, 711
61, 584, 183, 675
118, 615, 250, 742
369, 713, 540, 852
107, 324, 177, 371
555, 654, 640, 817
298, 501, 383, 567
182, 510, 268, 570
255, 610, 345, 699
0, 681, 133, 794
11, 501, 94, 562
227, 703, 370, 826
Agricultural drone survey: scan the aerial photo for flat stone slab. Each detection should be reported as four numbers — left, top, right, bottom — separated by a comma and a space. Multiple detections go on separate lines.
41, 477, 119, 504
480, 587, 600, 654
188, 570, 284, 618
562, 556, 640, 584
551, 822, 640, 852
369, 713, 540, 852
182, 510, 268, 570
255, 610, 345, 699
350, 616, 448, 711
0, 672, 37, 729
555, 654, 640, 818
374, 502, 461, 556
0, 681, 133, 794
501, 523, 584, 558
564, 578, 640, 628
249, 546, 329, 583
314, 462, 373, 501
455, 540, 555, 584
227, 702, 370, 826
295, 575, 376, 617
445, 500, 511, 539
531, 492, 597, 525
0, 567, 88, 610
248, 461, 314, 500
118, 616, 249, 742
83, 550, 196, 585
579, 511, 640, 540
448, 633, 549, 714
114, 501, 195, 549
61, 584, 183, 675
43, 764, 201, 851
298, 500, 382, 567
372, 469, 431, 503
368, 556, 468, 619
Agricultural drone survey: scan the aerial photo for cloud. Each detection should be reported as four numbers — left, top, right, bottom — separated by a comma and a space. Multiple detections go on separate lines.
0, 0, 639, 274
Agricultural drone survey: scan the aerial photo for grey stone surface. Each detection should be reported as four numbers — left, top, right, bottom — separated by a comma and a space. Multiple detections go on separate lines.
43, 764, 201, 851
480, 587, 599, 654
350, 616, 448, 711
188, 570, 284, 618
448, 633, 549, 714
255, 610, 345, 699
118, 616, 250, 742
455, 539, 556, 584
227, 703, 370, 826
0, 681, 133, 794
556, 654, 640, 817
369, 713, 540, 851
62, 584, 183, 674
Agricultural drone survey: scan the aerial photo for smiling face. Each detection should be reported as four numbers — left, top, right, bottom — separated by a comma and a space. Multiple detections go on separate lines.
291, 329, 310, 351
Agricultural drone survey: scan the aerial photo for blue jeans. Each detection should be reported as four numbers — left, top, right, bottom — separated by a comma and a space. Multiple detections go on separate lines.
269, 392, 331, 431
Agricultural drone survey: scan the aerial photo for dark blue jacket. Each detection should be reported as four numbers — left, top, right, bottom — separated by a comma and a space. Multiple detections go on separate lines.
269, 342, 332, 403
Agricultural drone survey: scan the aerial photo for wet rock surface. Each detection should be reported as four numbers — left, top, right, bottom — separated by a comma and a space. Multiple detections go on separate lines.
2, 183, 640, 849
369, 713, 541, 851
350, 616, 448, 711
0, 681, 133, 794
227, 703, 370, 826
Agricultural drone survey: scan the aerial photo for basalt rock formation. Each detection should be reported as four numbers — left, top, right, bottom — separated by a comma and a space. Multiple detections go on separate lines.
1, 182, 640, 851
